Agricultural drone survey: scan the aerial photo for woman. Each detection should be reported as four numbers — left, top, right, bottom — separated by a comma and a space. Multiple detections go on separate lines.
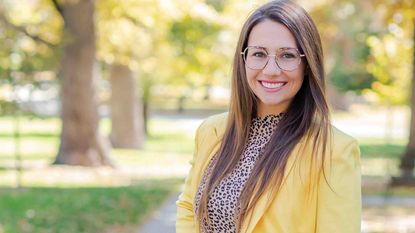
176, 1, 361, 233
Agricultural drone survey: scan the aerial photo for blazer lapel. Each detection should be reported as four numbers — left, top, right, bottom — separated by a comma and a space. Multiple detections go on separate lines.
241, 188, 274, 233
202, 113, 228, 163
205, 119, 226, 164
241, 142, 305, 233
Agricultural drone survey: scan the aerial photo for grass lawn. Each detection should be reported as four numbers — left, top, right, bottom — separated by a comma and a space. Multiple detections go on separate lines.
0, 179, 181, 233
0, 116, 194, 233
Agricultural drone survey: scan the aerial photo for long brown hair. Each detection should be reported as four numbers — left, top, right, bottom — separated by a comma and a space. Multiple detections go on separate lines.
196, 0, 331, 232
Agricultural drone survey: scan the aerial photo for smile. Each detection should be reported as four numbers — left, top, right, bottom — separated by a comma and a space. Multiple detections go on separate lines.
259, 81, 286, 91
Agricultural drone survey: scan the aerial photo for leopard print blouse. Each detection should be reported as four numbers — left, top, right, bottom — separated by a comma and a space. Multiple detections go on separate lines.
194, 114, 283, 233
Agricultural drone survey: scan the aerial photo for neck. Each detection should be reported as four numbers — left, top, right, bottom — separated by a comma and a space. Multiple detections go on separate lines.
257, 104, 288, 118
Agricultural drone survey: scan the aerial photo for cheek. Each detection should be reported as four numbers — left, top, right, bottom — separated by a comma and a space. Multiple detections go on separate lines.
291, 67, 305, 87
245, 68, 259, 82
296, 78, 304, 92
286, 72, 305, 95
292, 76, 304, 90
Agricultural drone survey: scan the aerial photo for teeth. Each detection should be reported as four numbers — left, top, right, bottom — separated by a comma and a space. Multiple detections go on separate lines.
261, 81, 284, 89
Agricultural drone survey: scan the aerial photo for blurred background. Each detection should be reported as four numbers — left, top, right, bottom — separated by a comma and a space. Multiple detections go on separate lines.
0, 0, 414, 232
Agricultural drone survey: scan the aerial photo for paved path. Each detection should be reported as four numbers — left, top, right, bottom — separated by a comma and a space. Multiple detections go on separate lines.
136, 192, 415, 233
136, 192, 179, 233
363, 195, 415, 206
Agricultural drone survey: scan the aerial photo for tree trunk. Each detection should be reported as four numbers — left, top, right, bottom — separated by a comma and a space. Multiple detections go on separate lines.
142, 77, 152, 136
143, 99, 149, 136
109, 63, 144, 149
54, 0, 112, 166
392, 18, 415, 186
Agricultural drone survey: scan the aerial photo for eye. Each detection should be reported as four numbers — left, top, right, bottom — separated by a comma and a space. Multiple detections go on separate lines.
280, 52, 297, 59
252, 51, 267, 58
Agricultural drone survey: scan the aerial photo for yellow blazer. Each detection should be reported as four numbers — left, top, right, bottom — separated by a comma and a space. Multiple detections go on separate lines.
176, 112, 361, 233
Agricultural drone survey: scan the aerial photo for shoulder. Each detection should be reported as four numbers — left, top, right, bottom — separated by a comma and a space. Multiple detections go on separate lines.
200, 112, 228, 128
196, 112, 229, 140
192, 112, 229, 166
301, 123, 359, 164
328, 125, 360, 164
330, 125, 359, 151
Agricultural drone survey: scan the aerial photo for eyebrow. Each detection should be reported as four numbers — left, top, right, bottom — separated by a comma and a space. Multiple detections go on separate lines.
249, 45, 299, 51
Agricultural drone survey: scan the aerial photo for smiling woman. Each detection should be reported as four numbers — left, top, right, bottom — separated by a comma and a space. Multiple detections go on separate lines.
176, 1, 361, 233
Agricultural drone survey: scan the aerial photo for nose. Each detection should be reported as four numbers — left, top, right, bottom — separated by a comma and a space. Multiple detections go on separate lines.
262, 56, 282, 76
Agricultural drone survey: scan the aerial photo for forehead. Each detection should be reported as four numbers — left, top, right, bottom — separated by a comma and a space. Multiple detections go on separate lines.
247, 19, 298, 50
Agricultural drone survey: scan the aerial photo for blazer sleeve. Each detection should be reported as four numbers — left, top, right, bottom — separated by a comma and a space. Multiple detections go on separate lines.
316, 139, 362, 233
176, 122, 203, 233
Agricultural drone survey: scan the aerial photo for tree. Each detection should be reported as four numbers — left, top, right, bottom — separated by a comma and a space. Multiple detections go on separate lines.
392, 18, 415, 186
52, 0, 112, 166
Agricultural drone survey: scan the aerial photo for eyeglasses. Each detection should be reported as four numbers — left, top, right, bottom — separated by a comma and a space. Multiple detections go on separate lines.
241, 46, 305, 71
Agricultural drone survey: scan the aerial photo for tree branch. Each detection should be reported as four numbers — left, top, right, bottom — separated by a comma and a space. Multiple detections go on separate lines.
51, 0, 64, 17
123, 14, 147, 29
0, 10, 55, 47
